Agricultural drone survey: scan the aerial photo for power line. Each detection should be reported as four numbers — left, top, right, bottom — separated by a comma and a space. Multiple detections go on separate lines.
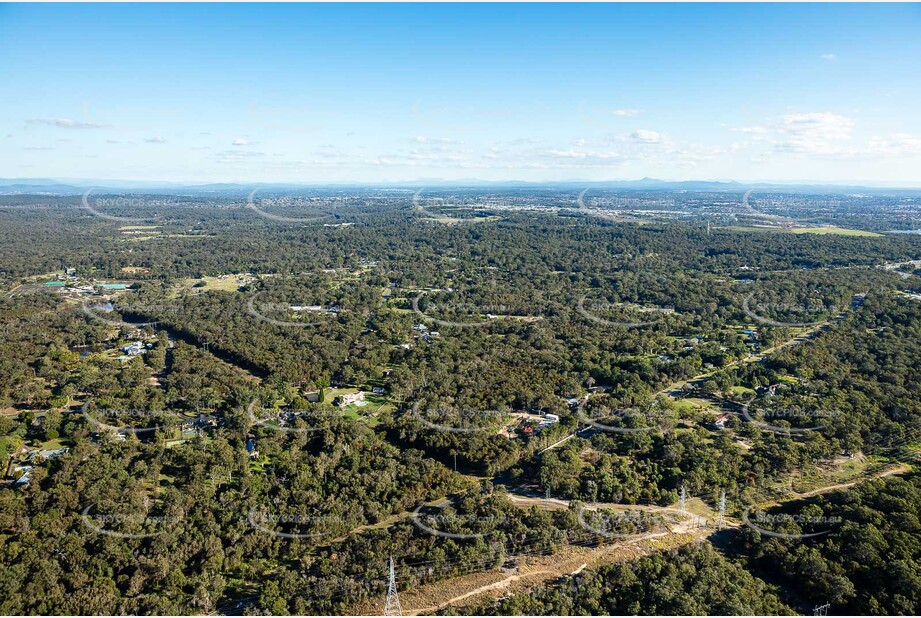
384, 555, 403, 616
716, 490, 726, 530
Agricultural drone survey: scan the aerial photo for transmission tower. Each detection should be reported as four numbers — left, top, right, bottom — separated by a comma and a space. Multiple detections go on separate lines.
384, 556, 402, 616
716, 490, 726, 530
813, 603, 830, 616
679, 485, 687, 513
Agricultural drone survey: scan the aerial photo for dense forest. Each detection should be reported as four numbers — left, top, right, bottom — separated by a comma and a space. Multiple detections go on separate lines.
2, 190, 920, 614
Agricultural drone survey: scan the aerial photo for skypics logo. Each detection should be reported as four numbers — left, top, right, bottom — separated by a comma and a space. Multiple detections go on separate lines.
410, 401, 507, 434
246, 189, 332, 224
81, 189, 167, 223
411, 101, 512, 131
740, 189, 798, 226
740, 405, 838, 434
81, 298, 174, 329
575, 399, 667, 434
576, 294, 674, 328
576, 188, 621, 221
247, 402, 341, 434
577, 101, 642, 132
81, 503, 182, 539
741, 506, 841, 540
411, 501, 506, 540
412, 293, 511, 328
576, 505, 658, 540
247, 508, 342, 540
246, 291, 336, 328
82, 402, 167, 436
742, 294, 840, 328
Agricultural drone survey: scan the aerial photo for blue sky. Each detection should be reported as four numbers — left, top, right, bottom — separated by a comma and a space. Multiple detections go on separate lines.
2, 3, 920, 184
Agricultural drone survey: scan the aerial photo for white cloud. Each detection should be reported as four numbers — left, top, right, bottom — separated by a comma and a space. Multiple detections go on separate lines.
145, 136, 167, 144
232, 137, 253, 146
775, 112, 854, 154
611, 109, 641, 117
28, 118, 110, 129
866, 133, 921, 156
821, 53, 836, 61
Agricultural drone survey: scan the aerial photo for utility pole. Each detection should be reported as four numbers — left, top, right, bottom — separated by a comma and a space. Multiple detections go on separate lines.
679, 485, 687, 514
716, 490, 726, 530
813, 603, 830, 616
384, 556, 402, 616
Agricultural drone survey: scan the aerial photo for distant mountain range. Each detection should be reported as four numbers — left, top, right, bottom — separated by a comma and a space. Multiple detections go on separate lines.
1, 177, 919, 196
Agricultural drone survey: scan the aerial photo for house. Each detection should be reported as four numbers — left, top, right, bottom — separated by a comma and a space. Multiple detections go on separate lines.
759, 384, 783, 397
28, 447, 69, 462
304, 390, 321, 403
335, 391, 365, 407
180, 414, 218, 433
245, 439, 259, 459
120, 341, 145, 356
711, 413, 731, 429
372, 386, 385, 395
543, 414, 560, 424
12, 466, 33, 487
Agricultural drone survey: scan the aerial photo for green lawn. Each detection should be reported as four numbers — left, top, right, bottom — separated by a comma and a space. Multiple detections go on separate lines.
722, 225, 881, 237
